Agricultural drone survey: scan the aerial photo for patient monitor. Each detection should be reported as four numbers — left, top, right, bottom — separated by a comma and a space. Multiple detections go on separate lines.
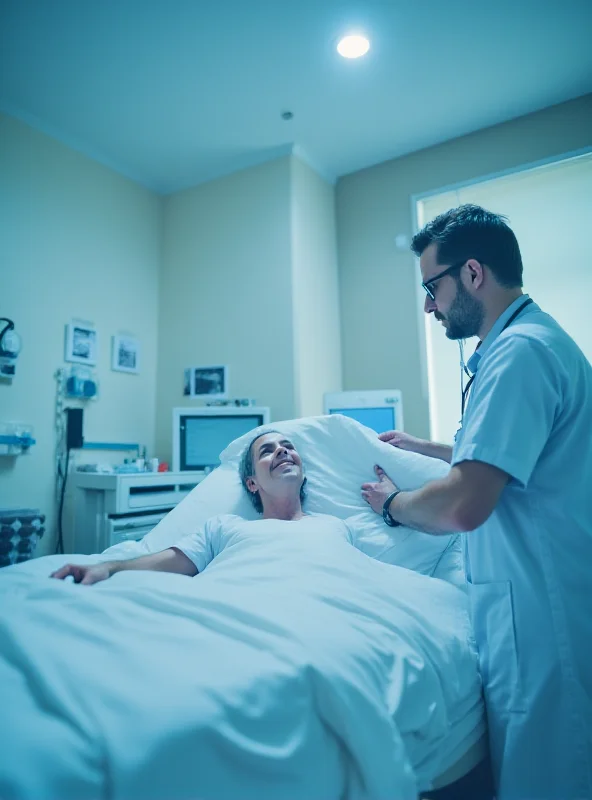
323, 390, 404, 434
173, 407, 271, 472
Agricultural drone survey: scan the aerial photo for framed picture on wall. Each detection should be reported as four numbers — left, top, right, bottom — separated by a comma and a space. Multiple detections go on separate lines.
111, 334, 140, 374
64, 320, 97, 366
185, 365, 228, 399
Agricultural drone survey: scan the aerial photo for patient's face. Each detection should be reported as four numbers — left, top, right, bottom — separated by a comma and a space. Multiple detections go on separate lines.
246, 433, 304, 498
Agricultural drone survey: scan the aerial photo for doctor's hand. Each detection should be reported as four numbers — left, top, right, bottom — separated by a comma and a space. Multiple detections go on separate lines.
379, 430, 425, 452
361, 465, 400, 515
50, 562, 112, 585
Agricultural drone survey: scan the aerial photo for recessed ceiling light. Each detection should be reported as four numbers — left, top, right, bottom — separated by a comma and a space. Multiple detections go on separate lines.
337, 35, 370, 59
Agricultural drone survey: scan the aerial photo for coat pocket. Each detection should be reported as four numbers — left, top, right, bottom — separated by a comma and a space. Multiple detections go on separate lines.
467, 579, 526, 714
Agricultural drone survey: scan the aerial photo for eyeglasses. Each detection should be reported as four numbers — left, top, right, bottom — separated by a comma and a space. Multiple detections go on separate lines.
422, 260, 466, 301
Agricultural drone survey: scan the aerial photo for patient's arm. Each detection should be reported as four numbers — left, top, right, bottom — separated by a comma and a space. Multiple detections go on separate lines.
50, 547, 197, 585
379, 430, 452, 463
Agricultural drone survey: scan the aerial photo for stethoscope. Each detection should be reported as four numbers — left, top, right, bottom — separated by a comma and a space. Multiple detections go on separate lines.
459, 298, 534, 419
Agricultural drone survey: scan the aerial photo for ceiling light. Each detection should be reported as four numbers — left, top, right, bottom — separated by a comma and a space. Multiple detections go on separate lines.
337, 35, 370, 59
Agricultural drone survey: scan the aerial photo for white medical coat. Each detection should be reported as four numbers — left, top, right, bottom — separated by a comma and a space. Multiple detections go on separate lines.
452, 297, 592, 799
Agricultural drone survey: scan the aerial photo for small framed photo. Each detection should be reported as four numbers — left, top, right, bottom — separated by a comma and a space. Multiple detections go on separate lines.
65, 320, 97, 366
111, 334, 140, 374
185, 365, 228, 398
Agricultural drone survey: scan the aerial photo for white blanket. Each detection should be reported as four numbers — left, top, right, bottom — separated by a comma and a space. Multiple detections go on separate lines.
0, 525, 484, 800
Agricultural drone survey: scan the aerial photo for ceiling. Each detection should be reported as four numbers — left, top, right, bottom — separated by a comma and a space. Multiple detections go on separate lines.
1, 0, 591, 195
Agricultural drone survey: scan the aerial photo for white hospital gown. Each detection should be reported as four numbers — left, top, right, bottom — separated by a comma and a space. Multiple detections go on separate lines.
175, 513, 355, 574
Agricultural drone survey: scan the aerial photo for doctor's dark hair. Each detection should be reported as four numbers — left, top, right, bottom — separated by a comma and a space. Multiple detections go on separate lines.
239, 430, 307, 513
411, 204, 523, 288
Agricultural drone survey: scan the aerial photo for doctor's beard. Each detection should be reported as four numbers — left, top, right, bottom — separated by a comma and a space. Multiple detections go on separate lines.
436, 280, 484, 340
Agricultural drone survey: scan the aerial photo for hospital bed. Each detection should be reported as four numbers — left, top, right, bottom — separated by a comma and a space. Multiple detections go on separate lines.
428, 738, 490, 795
0, 415, 489, 799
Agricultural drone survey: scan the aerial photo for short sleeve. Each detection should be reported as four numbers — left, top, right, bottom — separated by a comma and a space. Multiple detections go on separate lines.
173, 516, 224, 574
452, 335, 561, 488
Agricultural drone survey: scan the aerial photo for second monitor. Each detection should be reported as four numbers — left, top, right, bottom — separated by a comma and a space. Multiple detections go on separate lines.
323, 390, 404, 434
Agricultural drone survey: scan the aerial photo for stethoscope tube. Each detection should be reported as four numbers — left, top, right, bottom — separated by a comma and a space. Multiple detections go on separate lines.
459, 298, 534, 421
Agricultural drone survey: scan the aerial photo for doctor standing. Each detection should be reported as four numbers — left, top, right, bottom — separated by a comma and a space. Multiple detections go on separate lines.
362, 205, 592, 799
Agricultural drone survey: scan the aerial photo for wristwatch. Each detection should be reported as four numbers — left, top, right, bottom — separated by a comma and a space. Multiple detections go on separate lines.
383, 490, 402, 527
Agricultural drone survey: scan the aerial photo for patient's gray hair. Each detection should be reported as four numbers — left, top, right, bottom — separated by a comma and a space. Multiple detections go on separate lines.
239, 430, 307, 513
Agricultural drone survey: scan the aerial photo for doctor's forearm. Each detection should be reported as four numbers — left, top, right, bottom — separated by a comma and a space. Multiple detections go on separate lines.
388, 478, 469, 535
419, 442, 453, 463
387, 461, 507, 534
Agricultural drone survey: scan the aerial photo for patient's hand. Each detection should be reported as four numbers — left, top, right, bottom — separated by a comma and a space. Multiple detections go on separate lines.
50, 563, 112, 585
379, 430, 425, 452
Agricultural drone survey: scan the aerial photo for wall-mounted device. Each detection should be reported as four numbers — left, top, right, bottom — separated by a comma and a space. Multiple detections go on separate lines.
323, 390, 404, 434
65, 407, 84, 450
0, 422, 36, 455
65, 366, 98, 399
172, 406, 271, 472
0, 318, 21, 380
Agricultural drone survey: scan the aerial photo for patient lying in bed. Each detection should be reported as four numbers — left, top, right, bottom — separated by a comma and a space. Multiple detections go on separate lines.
2, 424, 485, 800
52, 431, 373, 585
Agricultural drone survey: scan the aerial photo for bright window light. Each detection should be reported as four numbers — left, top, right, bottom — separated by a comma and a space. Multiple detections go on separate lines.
337, 35, 370, 59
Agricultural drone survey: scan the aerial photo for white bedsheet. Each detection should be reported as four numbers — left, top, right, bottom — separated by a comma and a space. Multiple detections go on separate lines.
0, 528, 484, 800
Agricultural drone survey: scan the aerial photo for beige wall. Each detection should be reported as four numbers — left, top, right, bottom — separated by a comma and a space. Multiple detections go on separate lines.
155, 157, 295, 463
0, 113, 161, 555
290, 156, 342, 417
3, 92, 591, 557
154, 154, 341, 463
0, 120, 339, 556
336, 93, 592, 438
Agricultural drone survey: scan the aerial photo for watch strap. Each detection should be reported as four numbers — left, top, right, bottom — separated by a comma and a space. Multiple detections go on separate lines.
383, 490, 402, 527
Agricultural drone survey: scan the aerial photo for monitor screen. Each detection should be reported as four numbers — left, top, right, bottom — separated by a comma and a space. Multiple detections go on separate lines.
328, 406, 396, 434
180, 414, 265, 470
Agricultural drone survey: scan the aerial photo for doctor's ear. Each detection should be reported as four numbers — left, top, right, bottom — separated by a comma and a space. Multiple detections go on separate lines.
466, 258, 485, 289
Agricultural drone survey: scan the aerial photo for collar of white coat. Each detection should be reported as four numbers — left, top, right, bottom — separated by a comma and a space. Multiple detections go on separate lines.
467, 294, 535, 375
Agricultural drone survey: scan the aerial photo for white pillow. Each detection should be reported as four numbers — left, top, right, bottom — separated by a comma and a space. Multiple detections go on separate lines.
104, 415, 463, 584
